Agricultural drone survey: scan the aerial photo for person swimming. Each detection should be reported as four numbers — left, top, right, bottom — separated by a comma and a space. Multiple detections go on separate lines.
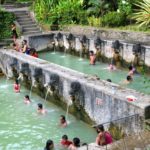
24, 95, 31, 104
37, 103, 47, 114
13, 79, 20, 93
60, 115, 67, 128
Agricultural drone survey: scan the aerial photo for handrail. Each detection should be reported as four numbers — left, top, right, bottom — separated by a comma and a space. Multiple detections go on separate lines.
92, 113, 139, 127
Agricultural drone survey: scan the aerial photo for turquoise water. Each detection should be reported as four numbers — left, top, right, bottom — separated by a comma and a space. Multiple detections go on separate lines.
39, 51, 150, 94
0, 77, 97, 150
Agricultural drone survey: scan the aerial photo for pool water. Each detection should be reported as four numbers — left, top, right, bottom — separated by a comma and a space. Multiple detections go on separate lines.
38, 51, 150, 95
0, 77, 97, 150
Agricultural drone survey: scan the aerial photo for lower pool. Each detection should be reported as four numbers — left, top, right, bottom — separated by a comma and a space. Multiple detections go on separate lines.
38, 51, 150, 94
0, 77, 97, 150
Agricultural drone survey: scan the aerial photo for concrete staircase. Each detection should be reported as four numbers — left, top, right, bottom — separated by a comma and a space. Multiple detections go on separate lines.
2, 1, 42, 36
13, 11, 42, 35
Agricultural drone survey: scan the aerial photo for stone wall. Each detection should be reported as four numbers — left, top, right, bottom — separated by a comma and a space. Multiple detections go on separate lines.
25, 32, 150, 68
0, 49, 149, 133
62, 26, 150, 45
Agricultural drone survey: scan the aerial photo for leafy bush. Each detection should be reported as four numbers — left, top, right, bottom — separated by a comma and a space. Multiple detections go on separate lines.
132, 0, 150, 27
0, 10, 15, 39
101, 11, 127, 27
87, 16, 101, 27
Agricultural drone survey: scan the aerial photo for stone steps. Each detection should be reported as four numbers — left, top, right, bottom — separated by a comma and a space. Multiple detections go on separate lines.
22, 31, 42, 35
2, 3, 42, 36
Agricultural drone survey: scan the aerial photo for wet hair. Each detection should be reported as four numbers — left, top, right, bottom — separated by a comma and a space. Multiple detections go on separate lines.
15, 79, 19, 84
97, 124, 105, 133
89, 51, 94, 55
126, 75, 132, 81
38, 103, 43, 109
25, 95, 29, 99
45, 139, 54, 150
129, 65, 133, 71
13, 43, 16, 47
107, 79, 112, 82
60, 115, 66, 121
23, 40, 27, 44
73, 137, 80, 147
82, 143, 87, 146
62, 135, 68, 140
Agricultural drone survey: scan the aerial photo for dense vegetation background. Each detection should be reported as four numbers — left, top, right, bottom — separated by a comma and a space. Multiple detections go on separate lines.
30, 0, 150, 31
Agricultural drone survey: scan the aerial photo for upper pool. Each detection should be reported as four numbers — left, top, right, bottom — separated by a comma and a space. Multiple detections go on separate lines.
0, 77, 97, 149
38, 51, 150, 95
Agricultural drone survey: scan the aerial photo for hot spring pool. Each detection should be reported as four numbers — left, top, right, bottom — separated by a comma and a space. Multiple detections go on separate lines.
0, 77, 97, 150
38, 51, 150, 95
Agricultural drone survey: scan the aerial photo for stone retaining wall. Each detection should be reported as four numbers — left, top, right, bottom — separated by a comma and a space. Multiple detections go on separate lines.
0, 49, 149, 133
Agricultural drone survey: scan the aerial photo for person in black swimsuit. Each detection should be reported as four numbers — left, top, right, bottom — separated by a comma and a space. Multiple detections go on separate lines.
11, 23, 18, 42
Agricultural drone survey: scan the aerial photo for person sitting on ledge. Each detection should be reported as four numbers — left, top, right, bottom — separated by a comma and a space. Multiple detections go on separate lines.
13, 79, 20, 93
21, 40, 28, 53
24, 95, 31, 104
68, 137, 80, 150
37, 103, 47, 114
95, 124, 112, 146
60, 115, 67, 128
60, 135, 72, 148
30, 48, 38, 58
44, 139, 54, 150
89, 51, 96, 65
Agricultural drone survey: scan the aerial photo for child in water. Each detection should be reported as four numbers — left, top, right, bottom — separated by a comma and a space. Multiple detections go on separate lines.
13, 79, 20, 93
60, 115, 67, 128
37, 103, 47, 114
89, 51, 96, 65
24, 95, 31, 104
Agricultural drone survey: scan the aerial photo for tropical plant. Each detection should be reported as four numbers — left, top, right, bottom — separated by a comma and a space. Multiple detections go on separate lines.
101, 11, 127, 27
87, 0, 118, 17
48, 0, 87, 25
87, 16, 101, 27
0, 10, 15, 39
132, 0, 150, 27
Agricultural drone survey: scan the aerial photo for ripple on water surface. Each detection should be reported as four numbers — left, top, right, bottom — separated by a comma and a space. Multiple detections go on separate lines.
0, 77, 97, 149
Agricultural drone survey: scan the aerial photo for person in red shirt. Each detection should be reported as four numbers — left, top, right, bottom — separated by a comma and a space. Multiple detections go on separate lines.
30, 48, 38, 58
13, 79, 20, 93
61, 135, 72, 148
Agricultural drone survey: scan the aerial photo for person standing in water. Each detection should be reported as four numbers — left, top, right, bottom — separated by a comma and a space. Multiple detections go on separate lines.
68, 137, 80, 150
60, 135, 72, 148
24, 95, 31, 104
60, 115, 67, 128
13, 79, 20, 93
89, 51, 96, 65
37, 103, 47, 114
44, 139, 54, 150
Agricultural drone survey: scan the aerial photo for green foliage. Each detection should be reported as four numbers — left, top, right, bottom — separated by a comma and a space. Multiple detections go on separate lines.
0, 10, 15, 39
87, 16, 101, 27
101, 11, 127, 27
87, 0, 117, 17
118, 0, 132, 15
132, 0, 150, 27
33, 0, 87, 25
108, 123, 125, 140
